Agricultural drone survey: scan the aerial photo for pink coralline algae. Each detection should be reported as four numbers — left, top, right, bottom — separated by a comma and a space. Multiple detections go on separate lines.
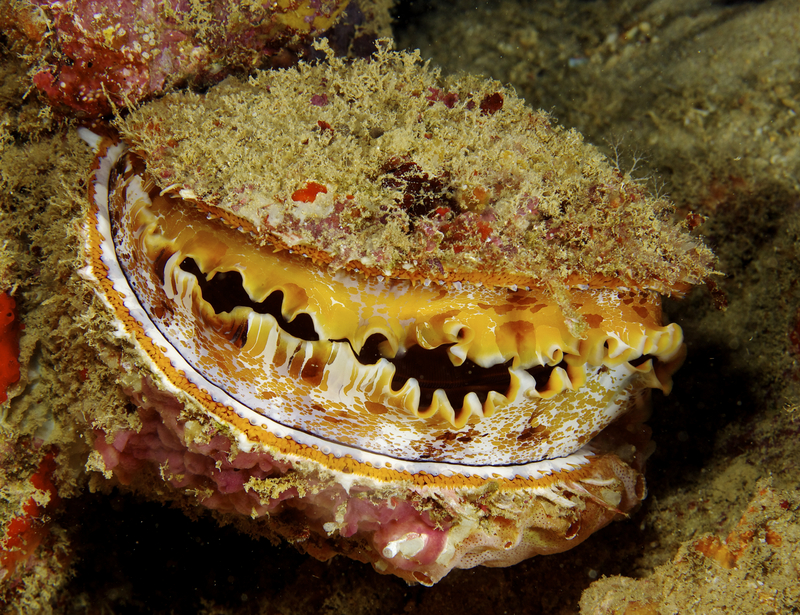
92, 378, 451, 573
3, 0, 387, 117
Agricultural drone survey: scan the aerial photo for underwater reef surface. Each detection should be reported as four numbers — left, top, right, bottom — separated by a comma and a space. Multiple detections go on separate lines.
1, 0, 799, 613
1, 0, 393, 117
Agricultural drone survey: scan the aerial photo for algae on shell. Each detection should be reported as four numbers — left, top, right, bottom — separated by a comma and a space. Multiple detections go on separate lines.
117, 40, 714, 295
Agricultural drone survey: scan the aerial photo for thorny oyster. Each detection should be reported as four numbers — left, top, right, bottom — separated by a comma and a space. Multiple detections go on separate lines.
34, 42, 713, 585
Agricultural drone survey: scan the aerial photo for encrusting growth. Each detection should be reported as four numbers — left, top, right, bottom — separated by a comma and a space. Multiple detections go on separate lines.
118, 40, 713, 296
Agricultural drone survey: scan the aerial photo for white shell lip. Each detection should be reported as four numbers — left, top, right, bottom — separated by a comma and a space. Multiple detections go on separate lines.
80, 129, 654, 481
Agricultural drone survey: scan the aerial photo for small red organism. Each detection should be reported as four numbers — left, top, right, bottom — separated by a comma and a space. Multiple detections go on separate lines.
479, 92, 503, 115
424, 88, 458, 108
425, 87, 440, 104
291, 181, 328, 203
477, 220, 492, 242
442, 92, 458, 108
0, 292, 21, 403
380, 161, 457, 220
685, 211, 707, 231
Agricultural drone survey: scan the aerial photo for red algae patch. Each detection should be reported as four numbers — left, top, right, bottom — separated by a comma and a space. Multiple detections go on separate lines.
4, 0, 392, 117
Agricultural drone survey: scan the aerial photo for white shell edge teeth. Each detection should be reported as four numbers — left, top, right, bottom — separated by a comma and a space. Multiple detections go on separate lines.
461, 392, 483, 419
77, 127, 103, 151
448, 345, 467, 366
508, 368, 536, 402
395, 377, 421, 413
